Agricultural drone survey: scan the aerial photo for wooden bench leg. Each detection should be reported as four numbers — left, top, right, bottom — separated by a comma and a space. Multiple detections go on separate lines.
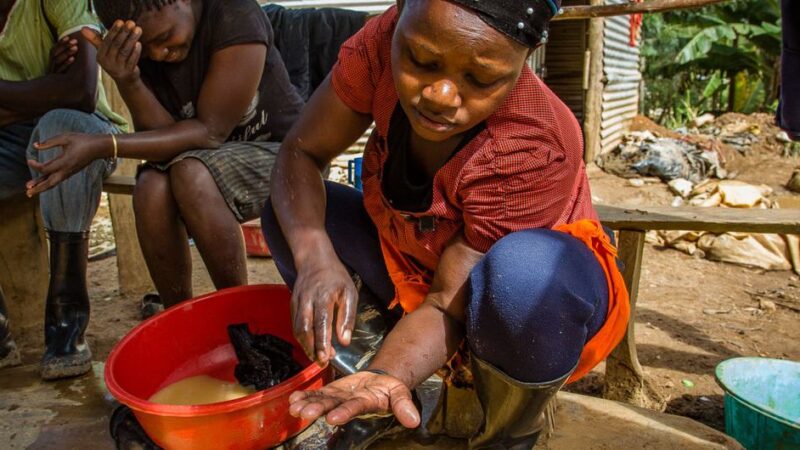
108, 159, 153, 295
603, 229, 666, 410
0, 195, 48, 339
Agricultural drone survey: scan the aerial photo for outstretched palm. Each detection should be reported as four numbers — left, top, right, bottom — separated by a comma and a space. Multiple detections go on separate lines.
288, 371, 420, 428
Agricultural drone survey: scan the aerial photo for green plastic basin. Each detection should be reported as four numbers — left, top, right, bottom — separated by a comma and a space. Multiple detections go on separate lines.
715, 357, 800, 449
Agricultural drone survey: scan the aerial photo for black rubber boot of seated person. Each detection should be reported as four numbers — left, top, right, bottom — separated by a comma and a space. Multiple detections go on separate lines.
41, 231, 92, 380
0, 287, 21, 369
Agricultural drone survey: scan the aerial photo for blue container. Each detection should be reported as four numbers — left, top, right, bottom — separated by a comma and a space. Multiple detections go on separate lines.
715, 357, 800, 449
347, 156, 363, 191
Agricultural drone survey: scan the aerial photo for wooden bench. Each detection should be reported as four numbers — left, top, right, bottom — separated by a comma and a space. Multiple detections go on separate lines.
103, 174, 136, 195
597, 205, 800, 408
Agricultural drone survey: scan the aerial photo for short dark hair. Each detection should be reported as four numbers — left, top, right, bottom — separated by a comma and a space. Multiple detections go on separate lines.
92, 0, 178, 29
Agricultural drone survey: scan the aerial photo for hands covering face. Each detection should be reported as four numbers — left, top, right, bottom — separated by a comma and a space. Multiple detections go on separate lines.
82, 20, 143, 85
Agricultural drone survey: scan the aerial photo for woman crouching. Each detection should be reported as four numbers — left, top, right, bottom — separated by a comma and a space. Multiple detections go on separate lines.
263, 0, 629, 447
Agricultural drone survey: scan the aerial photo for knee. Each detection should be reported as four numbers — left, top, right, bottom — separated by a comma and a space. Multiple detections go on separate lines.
471, 229, 591, 305
168, 158, 214, 206
34, 109, 98, 140
465, 229, 597, 347
133, 170, 172, 216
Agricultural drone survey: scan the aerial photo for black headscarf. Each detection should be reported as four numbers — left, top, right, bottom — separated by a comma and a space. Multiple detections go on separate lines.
447, 0, 562, 48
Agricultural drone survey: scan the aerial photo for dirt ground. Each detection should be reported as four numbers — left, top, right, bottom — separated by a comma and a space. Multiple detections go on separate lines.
9, 114, 800, 435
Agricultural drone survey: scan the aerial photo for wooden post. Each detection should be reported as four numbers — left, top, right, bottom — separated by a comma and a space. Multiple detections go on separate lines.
603, 229, 665, 410
582, 0, 605, 163
107, 163, 153, 295
102, 75, 154, 295
0, 196, 48, 337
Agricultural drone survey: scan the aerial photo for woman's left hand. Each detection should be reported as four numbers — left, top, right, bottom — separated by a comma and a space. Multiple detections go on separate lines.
288, 371, 420, 428
26, 133, 110, 196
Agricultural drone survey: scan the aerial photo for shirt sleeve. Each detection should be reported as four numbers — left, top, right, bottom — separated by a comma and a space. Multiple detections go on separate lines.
208, 0, 270, 53
459, 141, 578, 253
330, 8, 396, 114
44, 0, 101, 39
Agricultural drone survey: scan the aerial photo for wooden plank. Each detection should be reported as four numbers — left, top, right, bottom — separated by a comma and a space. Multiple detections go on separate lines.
603, 230, 665, 409
103, 174, 135, 195
554, 0, 729, 21
0, 196, 48, 337
597, 204, 800, 234
108, 161, 153, 295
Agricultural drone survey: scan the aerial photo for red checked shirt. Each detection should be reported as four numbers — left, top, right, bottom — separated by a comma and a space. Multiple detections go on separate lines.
331, 6, 598, 311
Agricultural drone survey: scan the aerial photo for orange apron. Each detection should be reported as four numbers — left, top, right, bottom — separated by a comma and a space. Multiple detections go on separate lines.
379, 219, 629, 383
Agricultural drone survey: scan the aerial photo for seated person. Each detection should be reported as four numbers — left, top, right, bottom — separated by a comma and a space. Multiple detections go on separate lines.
28, 0, 305, 308
0, 0, 127, 378
263, 0, 630, 447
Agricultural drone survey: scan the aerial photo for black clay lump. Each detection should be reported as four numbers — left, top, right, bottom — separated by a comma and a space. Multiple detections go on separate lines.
227, 323, 302, 390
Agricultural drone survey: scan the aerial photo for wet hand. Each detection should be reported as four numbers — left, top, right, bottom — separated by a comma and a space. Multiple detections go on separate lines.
26, 133, 110, 196
291, 258, 357, 365
288, 371, 420, 428
82, 21, 142, 85
49, 36, 78, 74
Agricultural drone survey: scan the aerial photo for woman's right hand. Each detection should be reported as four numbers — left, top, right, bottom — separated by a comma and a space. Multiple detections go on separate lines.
81, 21, 142, 86
292, 256, 358, 364
289, 371, 420, 428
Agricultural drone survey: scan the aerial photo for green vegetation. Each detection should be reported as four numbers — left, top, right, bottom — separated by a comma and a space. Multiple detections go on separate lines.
641, 0, 782, 127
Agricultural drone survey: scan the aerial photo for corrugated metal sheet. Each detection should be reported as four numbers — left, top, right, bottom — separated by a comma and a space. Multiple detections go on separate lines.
543, 21, 586, 121
600, 0, 641, 154
543, 0, 588, 123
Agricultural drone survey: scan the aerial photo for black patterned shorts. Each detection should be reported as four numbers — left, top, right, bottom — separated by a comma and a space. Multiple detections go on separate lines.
137, 141, 279, 222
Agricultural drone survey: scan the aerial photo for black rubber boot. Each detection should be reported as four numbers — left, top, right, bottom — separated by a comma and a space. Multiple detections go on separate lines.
468, 356, 572, 450
41, 231, 92, 380
109, 405, 162, 450
0, 287, 21, 369
329, 275, 400, 375
140, 293, 164, 320
328, 414, 402, 450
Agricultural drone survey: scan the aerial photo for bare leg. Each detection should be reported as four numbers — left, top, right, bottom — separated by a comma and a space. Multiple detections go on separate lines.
169, 159, 248, 290
133, 169, 192, 307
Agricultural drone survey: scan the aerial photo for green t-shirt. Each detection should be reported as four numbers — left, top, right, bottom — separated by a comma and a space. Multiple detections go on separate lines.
0, 0, 128, 131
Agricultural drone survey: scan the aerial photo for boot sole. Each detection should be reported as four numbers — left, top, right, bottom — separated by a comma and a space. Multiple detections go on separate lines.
41, 347, 92, 380
0, 344, 21, 369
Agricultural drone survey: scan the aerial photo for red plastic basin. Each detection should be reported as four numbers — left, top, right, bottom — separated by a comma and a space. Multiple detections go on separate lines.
242, 219, 271, 258
105, 285, 330, 450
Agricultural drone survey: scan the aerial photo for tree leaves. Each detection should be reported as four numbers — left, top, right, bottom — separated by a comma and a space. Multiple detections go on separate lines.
642, 0, 781, 125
